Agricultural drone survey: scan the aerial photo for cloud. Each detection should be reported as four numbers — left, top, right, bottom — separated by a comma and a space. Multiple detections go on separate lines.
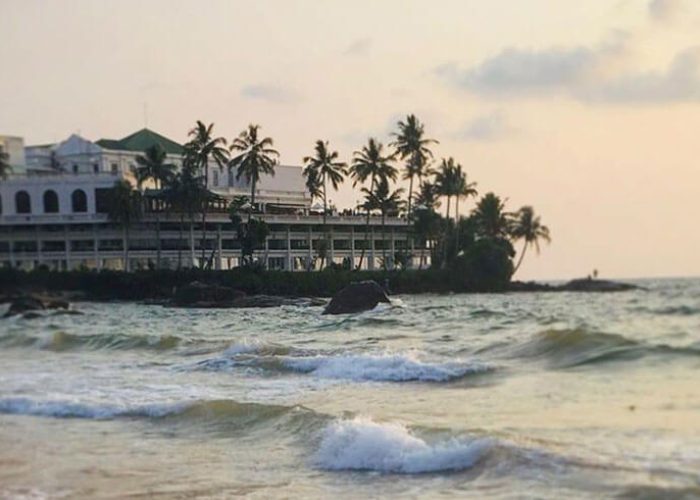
240, 84, 301, 103
648, 0, 682, 22
436, 34, 700, 104
343, 38, 372, 56
454, 111, 516, 141
580, 47, 700, 103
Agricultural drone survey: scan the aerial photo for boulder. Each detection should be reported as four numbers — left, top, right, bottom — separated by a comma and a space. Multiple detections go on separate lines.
46, 299, 70, 310
323, 280, 391, 315
173, 281, 246, 307
3, 295, 46, 318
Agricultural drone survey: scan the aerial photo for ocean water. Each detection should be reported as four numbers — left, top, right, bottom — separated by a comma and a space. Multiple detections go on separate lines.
1, 278, 699, 499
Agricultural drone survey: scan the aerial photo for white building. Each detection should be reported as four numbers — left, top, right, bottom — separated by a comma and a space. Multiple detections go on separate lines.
0, 128, 415, 271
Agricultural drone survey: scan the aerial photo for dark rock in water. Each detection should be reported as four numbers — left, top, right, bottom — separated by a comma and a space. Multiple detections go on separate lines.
3, 295, 46, 318
509, 281, 557, 292
46, 299, 70, 310
173, 281, 246, 307
323, 280, 391, 315
561, 279, 638, 292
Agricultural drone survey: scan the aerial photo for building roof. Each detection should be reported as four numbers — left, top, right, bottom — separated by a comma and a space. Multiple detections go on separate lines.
96, 128, 184, 155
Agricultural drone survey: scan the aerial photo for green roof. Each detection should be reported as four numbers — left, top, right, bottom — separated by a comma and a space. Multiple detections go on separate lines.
96, 128, 184, 155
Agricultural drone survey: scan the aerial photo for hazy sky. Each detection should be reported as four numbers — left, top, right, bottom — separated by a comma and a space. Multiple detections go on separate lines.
1, 0, 699, 280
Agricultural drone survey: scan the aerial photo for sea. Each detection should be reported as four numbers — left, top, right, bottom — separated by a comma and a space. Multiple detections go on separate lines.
1, 278, 699, 499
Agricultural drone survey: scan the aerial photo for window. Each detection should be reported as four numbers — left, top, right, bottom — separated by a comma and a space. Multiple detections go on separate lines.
72, 164, 79, 174
111, 163, 118, 174
228, 171, 235, 187
15, 191, 31, 214
0, 194, 2, 215
93, 163, 99, 174
72, 189, 88, 213
212, 169, 219, 186
43, 190, 59, 213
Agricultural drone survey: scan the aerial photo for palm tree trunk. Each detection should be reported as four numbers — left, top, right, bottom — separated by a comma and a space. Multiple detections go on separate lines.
453, 195, 460, 258
123, 225, 130, 272
356, 175, 375, 271
381, 211, 387, 270
189, 214, 195, 268
178, 212, 184, 270
156, 211, 161, 270
513, 241, 528, 275
322, 173, 327, 269
407, 175, 414, 218
442, 196, 451, 268
201, 164, 209, 269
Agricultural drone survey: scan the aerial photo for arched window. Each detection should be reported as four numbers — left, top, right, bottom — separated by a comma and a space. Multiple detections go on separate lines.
43, 190, 59, 213
72, 189, 87, 213
15, 191, 31, 214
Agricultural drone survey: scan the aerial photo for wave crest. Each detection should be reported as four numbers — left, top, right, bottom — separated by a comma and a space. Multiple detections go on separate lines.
314, 417, 492, 473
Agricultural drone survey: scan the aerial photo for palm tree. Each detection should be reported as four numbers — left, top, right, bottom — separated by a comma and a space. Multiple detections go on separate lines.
349, 138, 397, 269
229, 124, 279, 223
0, 145, 11, 180
362, 179, 405, 269
390, 114, 437, 217
472, 192, 511, 240
510, 206, 551, 275
107, 180, 142, 272
185, 121, 229, 267
414, 181, 441, 211
452, 164, 478, 256
435, 158, 459, 220
303, 140, 347, 226
135, 144, 176, 269
134, 144, 176, 190
303, 140, 347, 268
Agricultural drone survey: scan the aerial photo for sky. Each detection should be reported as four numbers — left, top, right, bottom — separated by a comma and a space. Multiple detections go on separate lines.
1, 0, 699, 280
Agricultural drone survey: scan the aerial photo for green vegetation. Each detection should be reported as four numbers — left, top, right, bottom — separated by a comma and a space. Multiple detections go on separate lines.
0, 145, 11, 180
90, 114, 550, 292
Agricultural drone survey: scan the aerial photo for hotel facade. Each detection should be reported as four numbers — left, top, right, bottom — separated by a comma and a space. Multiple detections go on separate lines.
0, 129, 418, 272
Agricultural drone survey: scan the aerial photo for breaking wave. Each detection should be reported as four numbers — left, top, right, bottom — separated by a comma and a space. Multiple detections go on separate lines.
282, 352, 493, 382
191, 349, 493, 383
314, 417, 492, 473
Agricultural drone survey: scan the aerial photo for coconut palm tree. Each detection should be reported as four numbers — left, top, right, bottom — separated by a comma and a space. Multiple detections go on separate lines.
135, 144, 176, 269
302, 140, 347, 268
185, 121, 228, 267
229, 124, 279, 222
134, 144, 176, 190
303, 140, 347, 226
0, 145, 11, 180
414, 181, 441, 212
390, 114, 437, 217
435, 157, 459, 220
349, 138, 397, 269
510, 206, 550, 275
107, 180, 142, 272
452, 164, 478, 256
472, 192, 511, 240
362, 179, 405, 269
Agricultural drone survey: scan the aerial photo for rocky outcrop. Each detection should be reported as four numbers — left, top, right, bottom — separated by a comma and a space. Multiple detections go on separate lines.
509, 279, 639, 293
323, 280, 391, 315
231, 295, 326, 309
561, 279, 639, 292
172, 282, 246, 308
2, 294, 75, 318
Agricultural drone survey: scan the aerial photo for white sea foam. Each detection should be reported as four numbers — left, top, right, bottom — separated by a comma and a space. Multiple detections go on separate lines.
283, 352, 492, 382
314, 417, 492, 473
0, 397, 188, 419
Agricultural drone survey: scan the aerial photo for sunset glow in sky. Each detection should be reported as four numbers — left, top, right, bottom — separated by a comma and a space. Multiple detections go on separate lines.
2, 0, 699, 280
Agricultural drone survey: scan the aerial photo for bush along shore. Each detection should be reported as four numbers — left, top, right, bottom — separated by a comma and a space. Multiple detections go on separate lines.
0, 267, 639, 305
